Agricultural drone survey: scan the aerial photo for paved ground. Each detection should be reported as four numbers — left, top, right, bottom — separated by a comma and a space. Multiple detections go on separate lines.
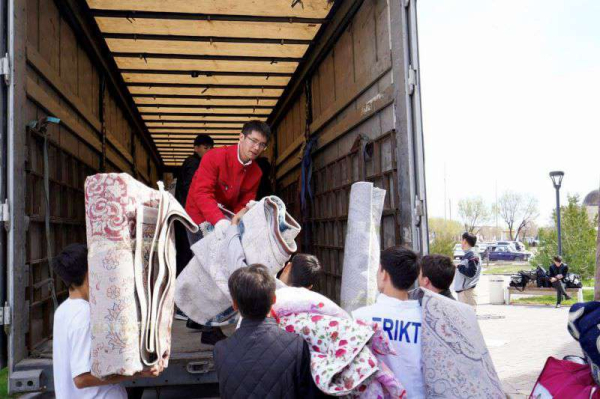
474, 275, 582, 398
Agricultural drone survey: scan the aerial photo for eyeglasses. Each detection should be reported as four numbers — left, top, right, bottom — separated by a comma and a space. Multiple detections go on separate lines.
245, 136, 268, 150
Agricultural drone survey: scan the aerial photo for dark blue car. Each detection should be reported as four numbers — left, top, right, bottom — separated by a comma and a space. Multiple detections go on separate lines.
488, 245, 528, 261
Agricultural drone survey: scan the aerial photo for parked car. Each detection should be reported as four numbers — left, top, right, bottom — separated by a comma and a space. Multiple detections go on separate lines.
453, 244, 465, 260
476, 243, 489, 260
488, 245, 530, 261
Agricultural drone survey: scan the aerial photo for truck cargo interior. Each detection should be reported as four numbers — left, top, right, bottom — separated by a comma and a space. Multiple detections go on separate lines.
2, 0, 427, 393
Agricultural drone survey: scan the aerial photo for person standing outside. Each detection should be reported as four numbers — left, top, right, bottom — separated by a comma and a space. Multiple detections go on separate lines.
185, 120, 270, 245
352, 247, 425, 399
453, 232, 481, 308
549, 255, 571, 308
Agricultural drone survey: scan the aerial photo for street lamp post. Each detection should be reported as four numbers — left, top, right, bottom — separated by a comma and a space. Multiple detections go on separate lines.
549, 171, 564, 255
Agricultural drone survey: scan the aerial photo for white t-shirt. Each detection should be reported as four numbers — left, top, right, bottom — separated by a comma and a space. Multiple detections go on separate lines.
352, 294, 425, 399
52, 298, 127, 399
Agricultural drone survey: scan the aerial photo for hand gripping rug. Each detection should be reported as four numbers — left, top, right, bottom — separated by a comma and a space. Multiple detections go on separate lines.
341, 182, 386, 313
85, 173, 198, 378
175, 196, 301, 326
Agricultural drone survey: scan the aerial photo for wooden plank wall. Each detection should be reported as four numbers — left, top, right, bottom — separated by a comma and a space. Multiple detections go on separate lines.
274, 0, 398, 302
23, 0, 159, 351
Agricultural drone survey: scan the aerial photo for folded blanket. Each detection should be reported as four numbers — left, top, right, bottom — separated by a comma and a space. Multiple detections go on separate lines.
85, 173, 197, 377
416, 288, 504, 398
175, 196, 301, 325
273, 287, 405, 398
341, 182, 386, 313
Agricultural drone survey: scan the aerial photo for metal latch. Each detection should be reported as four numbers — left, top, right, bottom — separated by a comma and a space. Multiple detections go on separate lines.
0, 54, 10, 85
0, 302, 11, 326
414, 196, 424, 225
403, 0, 410, 7
0, 201, 9, 222
407, 65, 417, 95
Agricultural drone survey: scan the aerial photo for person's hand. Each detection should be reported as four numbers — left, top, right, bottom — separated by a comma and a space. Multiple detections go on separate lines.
556, 274, 563, 280
214, 219, 231, 239
231, 207, 249, 226
550, 277, 557, 283
137, 363, 163, 378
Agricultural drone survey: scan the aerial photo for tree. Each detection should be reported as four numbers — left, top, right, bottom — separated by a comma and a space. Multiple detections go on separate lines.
496, 191, 539, 240
428, 217, 463, 258
458, 197, 489, 233
533, 195, 597, 279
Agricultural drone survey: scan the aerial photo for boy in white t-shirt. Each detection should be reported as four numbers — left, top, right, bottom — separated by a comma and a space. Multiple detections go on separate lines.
51, 244, 162, 399
352, 246, 425, 399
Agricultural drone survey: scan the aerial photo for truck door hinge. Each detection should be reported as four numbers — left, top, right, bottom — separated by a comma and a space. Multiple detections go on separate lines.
1, 201, 9, 231
0, 54, 10, 85
402, 0, 410, 7
0, 302, 11, 326
407, 65, 417, 95
414, 196, 424, 225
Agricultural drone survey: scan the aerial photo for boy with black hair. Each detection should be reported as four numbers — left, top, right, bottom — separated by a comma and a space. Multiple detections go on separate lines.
52, 244, 161, 399
352, 246, 425, 398
214, 265, 319, 398
453, 232, 481, 308
411, 254, 456, 300
549, 255, 571, 307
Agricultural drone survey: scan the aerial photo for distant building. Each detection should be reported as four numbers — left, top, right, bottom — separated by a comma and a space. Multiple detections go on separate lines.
583, 189, 599, 222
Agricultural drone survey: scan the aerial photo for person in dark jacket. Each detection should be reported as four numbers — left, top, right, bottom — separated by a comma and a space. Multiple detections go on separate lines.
453, 232, 481, 308
410, 254, 456, 300
214, 265, 321, 399
173, 134, 213, 321
173, 134, 214, 278
175, 134, 215, 207
549, 255, 571, 308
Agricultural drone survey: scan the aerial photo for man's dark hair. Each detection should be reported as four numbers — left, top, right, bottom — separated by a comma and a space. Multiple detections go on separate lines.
462, 232, 477, 247
194, 134, 214, 147
420, 254, 455, 291
553, 255, 563, 263
242, 120, 271, 142
380, 246, 420, 290
228, 264, 276, 320
289, 253, 322, 289
52, 244, 88, 289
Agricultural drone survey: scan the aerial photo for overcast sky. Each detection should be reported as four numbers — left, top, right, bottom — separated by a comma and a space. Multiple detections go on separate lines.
417, 0, 600, 228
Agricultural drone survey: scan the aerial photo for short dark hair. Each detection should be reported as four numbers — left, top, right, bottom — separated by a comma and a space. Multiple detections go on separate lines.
228, 264, 276, 320
52, 244, 88, 289
242, 120, 271, 142
462, 232, 477, 247
194, 134, 214, 147
420, 254, 455, 291
380, 246, 420, 290
553, 255, 563, 263
289, 254, 322, 289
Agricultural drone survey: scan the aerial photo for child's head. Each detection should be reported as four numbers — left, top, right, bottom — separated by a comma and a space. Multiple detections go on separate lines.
228, 264, 276, 320
52, 244, 89, 291
279, 253, 322, 290
377, 246, 420, 293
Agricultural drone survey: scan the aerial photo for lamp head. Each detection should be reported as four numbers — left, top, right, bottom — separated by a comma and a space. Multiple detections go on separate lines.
549, 171, 564, 189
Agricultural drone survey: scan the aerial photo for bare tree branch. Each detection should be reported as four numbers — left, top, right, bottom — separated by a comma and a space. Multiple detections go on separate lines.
497, 192, 539, 240
458, 197, 489, 233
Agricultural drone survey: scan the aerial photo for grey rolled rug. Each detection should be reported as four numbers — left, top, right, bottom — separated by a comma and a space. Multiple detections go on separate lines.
175, 196, 300, 326
340, 182, 386, 313
416, 288, 505, 398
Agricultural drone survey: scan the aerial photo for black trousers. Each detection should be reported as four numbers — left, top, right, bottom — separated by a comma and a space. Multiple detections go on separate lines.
552, 280, 569, 304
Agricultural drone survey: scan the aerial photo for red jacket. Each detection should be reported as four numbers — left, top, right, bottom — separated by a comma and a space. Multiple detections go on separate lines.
185, 145, 262, 225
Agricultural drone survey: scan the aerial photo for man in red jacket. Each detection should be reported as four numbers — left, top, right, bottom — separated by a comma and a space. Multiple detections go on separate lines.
185, 120, 270, 245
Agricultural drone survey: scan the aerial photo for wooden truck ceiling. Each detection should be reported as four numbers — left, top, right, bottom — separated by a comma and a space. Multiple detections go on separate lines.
86, 0, 334, 166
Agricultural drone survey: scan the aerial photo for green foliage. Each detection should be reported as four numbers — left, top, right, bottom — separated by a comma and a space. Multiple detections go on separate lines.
532, 195, 597, 279
513, 289, 594, 305
428, 217, 463, 257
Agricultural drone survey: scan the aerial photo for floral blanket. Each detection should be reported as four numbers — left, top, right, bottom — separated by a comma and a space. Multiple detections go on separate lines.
85, 173, 197, 377
273, 288, 405, 398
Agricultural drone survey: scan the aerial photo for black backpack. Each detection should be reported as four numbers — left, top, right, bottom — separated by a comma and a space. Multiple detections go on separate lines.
563, 273, 583, 289
509, 271, 533, 291
536, 266, 551, 288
